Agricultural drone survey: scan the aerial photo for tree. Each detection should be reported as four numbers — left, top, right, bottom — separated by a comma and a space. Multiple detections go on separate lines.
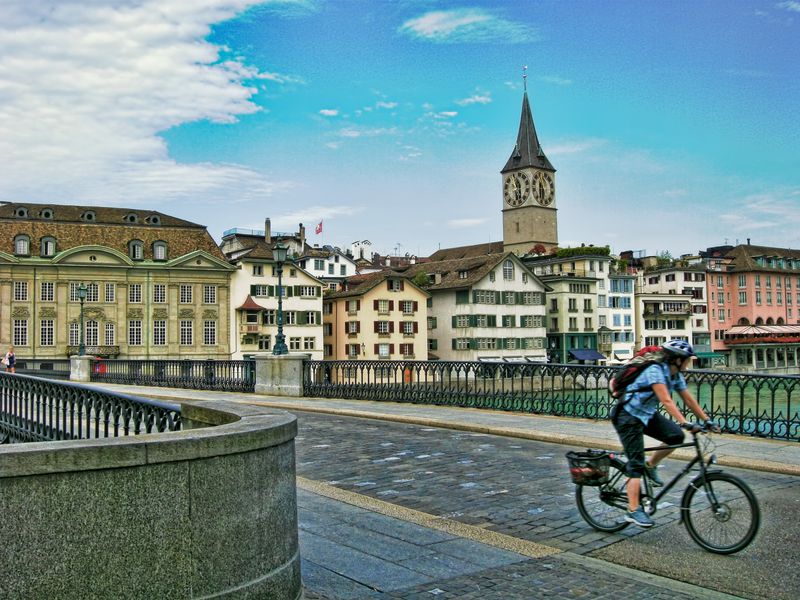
412, 271, 430, 288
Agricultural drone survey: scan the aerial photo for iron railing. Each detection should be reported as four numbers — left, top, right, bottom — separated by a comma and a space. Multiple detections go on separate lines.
0, 372, 181, 444
304, 360, 800, 442
90, 359, 256, 392
14, 359, 71, 380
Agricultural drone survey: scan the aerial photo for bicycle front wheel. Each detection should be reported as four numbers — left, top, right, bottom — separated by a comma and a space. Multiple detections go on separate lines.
682, 472, 760, 554
575, 461, 630, 532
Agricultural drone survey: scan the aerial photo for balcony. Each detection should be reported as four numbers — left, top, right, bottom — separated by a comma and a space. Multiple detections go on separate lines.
66, 345, 120, 357
240, 323, 262, 334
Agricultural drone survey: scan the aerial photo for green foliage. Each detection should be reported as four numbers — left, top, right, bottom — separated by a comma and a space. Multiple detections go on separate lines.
412, 271, 430, 288
657, 250, 674, 266
555, 245, 611, 258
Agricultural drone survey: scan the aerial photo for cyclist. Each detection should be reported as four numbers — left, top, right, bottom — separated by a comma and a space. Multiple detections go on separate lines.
611, 339, 719, 527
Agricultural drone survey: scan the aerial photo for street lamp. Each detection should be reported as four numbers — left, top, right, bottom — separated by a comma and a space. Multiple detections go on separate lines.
272, 240, 289, 356
77, 282, 88, 356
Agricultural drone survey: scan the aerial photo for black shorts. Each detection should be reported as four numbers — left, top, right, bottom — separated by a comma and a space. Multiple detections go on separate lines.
612, 407, 684, 478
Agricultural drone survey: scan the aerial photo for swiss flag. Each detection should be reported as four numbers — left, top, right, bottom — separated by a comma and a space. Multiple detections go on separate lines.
315, 220, 323, 235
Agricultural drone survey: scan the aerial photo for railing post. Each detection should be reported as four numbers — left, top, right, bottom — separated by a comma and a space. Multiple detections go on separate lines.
70, 355, 92, 382
254, 354, 310, 397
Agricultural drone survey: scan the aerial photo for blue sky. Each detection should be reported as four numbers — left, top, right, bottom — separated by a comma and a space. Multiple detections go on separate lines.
1, 1, 798, 258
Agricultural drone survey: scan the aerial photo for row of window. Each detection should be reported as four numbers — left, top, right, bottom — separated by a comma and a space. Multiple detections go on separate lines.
256, 335, 317, 352
245, 310, 321, 325
451, 315, 544, 328
457, 290, 544, 305
342, 343, 418, 358
550, 298, 593, 311
11, 206, 159, 225
550, 317, 595, 332
648, 272, 706, 284
251, 284, 321, 298
736, 274, 799, 290
12, 235, 169, 260
450, 337, 546, 350
9, 319, 217, 347
11, 281, 217, 304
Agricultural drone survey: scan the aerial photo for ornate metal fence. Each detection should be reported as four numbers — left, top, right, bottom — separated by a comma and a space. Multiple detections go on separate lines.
0, 372, 181, 443
14, 358, 71, 380
90, 359, 256, 392
304, 360, 800, 442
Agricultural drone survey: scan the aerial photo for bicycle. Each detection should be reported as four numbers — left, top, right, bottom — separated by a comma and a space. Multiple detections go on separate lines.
567, 424, 761, 554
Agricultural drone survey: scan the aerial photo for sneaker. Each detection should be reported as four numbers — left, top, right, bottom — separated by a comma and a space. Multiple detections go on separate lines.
625, 507, 654, 528
645, 463, 663, 487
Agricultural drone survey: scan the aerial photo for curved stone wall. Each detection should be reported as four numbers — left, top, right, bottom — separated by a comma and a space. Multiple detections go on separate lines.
0, 399, 301, 600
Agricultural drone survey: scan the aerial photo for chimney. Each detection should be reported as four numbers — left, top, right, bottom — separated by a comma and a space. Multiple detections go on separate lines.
299, 223, 306, 249
747, 238, 751, 245
264, 218, 271, 242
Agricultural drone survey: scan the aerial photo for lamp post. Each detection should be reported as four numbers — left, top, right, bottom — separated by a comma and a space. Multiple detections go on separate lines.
272, 240, 289, 355
77, 282, 88, 356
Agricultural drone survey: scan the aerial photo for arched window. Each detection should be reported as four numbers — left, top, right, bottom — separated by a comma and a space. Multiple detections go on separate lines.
777, 317, 785, 325
40, 236, 57, 257
86, 320, 99, 346
737, 317, 750, 326
766, 317, 774, 325
14, 235, 30, 255
128, 240, 144, 260
503, 259, 515, 281
755, 317, 764, 325
153, 241, 167, 261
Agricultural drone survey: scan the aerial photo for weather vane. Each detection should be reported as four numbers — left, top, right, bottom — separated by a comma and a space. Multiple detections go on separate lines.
523, 65, 528, 91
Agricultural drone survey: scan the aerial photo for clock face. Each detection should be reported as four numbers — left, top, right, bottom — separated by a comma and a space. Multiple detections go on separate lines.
503, 172, 531, 207
532, 171, 555, 206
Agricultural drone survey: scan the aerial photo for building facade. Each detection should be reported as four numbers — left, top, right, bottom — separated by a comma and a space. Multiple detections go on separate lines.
0, 202, 233, 360
322, 273, 429, 361
402, 253, 549, 362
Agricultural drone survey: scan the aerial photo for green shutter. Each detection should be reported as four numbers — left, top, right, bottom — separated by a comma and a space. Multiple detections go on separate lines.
452, 338, 457, 350
469, 315, 478, 327
488, 315, 496, 327
469, 338, 477, 350
268, 285, 274, 296
452, 315, 458, 328
472, 290, 478, 303
456, 290, 469, 304
297, 311, 307, 325
250, 285, 257, 295
494, 291, 501, 304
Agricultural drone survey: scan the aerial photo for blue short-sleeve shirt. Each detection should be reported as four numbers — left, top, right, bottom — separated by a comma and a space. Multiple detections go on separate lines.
623, 363, 687, 424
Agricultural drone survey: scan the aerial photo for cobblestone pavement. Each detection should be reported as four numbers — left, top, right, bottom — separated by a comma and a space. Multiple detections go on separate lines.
295, 411, 799, 599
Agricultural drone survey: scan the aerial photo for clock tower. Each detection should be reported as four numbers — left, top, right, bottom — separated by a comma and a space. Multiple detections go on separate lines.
501, 86, 557, 254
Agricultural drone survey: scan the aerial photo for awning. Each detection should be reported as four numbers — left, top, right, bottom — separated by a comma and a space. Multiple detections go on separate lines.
569, 349, 606, 361
236, 295, 266, 311
695, 352, 725, 359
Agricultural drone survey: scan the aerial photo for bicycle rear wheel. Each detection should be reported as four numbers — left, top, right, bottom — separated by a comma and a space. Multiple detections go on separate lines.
575, 461, 630, 532
682, 472, 760, 554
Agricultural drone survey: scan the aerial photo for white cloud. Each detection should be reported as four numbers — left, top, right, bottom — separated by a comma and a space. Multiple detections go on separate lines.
540, 75, 573, 86
455, 91, 492, 106
319, 109, 339, 116
777, 1, 800, 12
270, 205, 363, 230
446, 218, 489, 229
547, 139, 607, 155
435, 111, 458, 119
376, 101, 398, 109
337, 126, 399, 138
0, 0, 300, 207
399, 9, 536, 44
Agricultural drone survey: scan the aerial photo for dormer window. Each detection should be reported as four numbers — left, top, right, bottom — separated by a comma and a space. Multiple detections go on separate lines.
14, 235, 30, 256
145, 214, 161, 225
128, 240, 144, 260
41, 236, 57, 257
82, 211, 96, 222
153, 241, 167, 260
39, 208, 54, 220
14, 206, 28, 218
124, 213, 139, 224
458, 271, 468, 279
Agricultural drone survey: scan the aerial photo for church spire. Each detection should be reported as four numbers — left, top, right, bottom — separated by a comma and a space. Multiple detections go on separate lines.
501, 87, 555, 174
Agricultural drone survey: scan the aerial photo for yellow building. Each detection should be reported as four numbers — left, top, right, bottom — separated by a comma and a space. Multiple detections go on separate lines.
323, 272, 429, 360
0, 202, 233, 359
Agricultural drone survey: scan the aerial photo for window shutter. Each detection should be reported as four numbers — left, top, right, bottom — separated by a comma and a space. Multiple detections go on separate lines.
356, 300, 361, 310
455, 290, 469, 304
374, 321, 379, 333
469, 338, 477, 350
413, 301, 418, 311
374, 299, 379, 311
495, 291, 501, 303
469, 315, 477, 327
452, 316, 458, 328
387, 281, 392, 290
297, 311, 307, 325
399, 281, 404, 291
268, 285, 274, 296
286, 287, 293, 297
389, 300, 394, 311
413, 321, 418, 333
315, 286, 321, 296
452, 338, 457, 350
488, 315, 497, 327
472, 290, 478, 303
316, 311, 322, 324
250, 285, 257, 295
293, 285, 300, 295
389, 344, 395, 354
389, 321, 395, 333
374, 344, 379, 354
356, 321, 361, 333
515, 292, 523, 304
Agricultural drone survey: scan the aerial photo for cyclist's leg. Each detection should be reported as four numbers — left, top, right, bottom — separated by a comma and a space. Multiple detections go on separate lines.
613, 409, 646, 511
643, 412, 684, 468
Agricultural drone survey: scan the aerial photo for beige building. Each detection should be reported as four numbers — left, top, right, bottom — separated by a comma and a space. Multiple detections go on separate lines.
322, 272, 429, 360
0, 202, 233, 359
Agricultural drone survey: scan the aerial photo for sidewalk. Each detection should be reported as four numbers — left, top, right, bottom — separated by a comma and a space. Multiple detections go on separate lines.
92, 382, 800, 478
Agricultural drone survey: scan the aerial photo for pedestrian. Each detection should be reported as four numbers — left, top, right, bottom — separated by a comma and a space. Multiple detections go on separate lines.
611, 340, 719, 528
4, 346, 16, 373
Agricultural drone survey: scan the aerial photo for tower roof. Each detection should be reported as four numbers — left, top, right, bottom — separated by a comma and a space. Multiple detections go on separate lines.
501, 92, 555, 174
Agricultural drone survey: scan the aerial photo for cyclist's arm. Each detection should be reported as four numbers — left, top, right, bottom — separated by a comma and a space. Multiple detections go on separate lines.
677, 388, 710, 422
651, 382, 690, 424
